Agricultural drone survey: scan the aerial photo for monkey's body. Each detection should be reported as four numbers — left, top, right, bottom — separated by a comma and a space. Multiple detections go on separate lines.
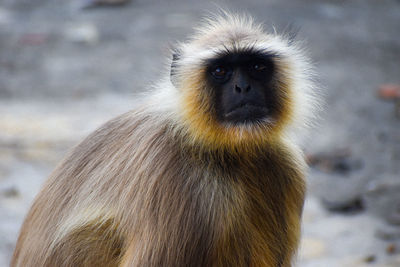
12, 13, 316, 267
12, 109, 305, 267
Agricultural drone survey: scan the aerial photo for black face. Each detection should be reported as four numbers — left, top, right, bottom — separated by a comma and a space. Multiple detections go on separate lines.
206, 51, 278, 125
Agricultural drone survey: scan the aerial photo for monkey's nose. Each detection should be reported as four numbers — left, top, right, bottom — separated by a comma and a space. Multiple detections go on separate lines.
234, 84, 251, 94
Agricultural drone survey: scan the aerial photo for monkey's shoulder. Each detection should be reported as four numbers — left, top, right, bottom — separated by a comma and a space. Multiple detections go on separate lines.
66, 108, 173, 162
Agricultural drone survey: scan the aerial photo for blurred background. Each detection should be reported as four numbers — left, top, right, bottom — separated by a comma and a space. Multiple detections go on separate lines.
0, 0, 399, 266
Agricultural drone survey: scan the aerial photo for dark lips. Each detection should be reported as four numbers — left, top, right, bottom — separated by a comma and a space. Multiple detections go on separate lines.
224, 104, 269, 123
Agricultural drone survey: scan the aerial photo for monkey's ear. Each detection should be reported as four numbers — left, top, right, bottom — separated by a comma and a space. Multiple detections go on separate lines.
170, 49, 181, 87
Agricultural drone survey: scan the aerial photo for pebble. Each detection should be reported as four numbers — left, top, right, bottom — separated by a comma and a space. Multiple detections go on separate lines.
364, 254, 376, 263
378, 84, 400, 100
299, 238, 326, 260
386, 243, 396, 255
64, 23, 99, 44
1, 187, 19, 198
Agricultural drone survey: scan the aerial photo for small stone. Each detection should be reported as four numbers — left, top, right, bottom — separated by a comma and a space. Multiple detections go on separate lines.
375, 225, 400, 241
378, 84, 400, 100
80, 0, 130, 9
386, 243, 396, 255
323, 198, 364, 214
1, 186, 19, 198
18, 33, 48, 46
299, 238, 326, 260
64, 23, 99, 45
307, 149, 362, 175
364, 254, 376, 263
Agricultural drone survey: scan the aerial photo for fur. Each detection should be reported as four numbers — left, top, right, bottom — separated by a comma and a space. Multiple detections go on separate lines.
12, 13, 316, 267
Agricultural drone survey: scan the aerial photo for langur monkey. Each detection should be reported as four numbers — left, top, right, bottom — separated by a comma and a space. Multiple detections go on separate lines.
12, 13, 317, 267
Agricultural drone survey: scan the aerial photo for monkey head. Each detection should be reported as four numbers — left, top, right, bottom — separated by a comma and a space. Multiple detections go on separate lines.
170, 14, 315, 151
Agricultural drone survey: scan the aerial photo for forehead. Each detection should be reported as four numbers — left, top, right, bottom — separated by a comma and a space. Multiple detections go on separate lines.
191, 28, 262, 56
179, 30, 289, 69
194, 29, 256, 47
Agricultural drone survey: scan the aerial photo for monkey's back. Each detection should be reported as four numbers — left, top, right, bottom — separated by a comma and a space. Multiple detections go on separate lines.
11, 108, 306, 267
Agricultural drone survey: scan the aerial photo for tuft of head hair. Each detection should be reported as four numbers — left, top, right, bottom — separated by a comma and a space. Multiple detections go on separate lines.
164, 12, 318, 151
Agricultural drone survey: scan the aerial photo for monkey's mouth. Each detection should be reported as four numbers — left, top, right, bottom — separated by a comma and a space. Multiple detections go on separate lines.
224, 104, 269, 124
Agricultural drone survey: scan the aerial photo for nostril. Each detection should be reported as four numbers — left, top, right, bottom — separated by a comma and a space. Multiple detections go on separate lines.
234, 85, 242, 93
245, 85, 251, 93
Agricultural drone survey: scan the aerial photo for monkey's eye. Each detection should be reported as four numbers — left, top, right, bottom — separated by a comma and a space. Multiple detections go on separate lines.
211, 66, 227, 79
252, 63, 267, 71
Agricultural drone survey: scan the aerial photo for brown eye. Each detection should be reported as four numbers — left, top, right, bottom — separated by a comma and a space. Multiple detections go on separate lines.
253, 63, 266, 71
212, 66, 227, 78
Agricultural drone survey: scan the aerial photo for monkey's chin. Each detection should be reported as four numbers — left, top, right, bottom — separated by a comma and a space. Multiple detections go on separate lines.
223, 105, 269, 125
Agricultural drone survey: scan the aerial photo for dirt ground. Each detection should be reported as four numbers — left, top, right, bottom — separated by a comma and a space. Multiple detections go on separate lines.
0, 0, 400, 266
